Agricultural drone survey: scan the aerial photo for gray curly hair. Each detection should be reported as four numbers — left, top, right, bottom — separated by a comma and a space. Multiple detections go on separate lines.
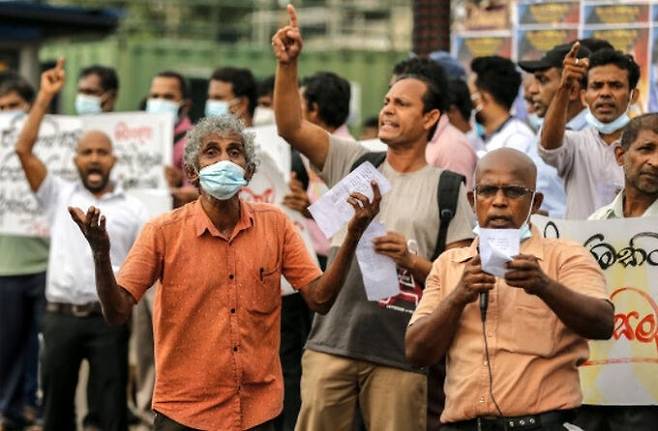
183, 114, 257, 172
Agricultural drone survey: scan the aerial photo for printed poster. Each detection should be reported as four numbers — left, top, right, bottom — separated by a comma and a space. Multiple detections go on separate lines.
517, 28, 580, 62
456, 0, 512, 31
453, 34, 514, 70
533, 215, 658, 405
517, 1, 580, 26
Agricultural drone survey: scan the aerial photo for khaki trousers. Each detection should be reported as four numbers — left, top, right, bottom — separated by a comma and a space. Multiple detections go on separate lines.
296, 350, 426, 431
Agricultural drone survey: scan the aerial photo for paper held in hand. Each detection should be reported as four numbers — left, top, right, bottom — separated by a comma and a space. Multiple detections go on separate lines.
308, 161, 391, 238
478, 228, 520, 277
356, 221, 400, 301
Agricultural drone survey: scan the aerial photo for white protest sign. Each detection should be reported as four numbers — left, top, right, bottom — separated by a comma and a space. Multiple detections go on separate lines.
0, 113, 82, 236
532, 215, 658, 405
239, 149, 319, 296
251, 124, 291, 182
0, 112, 173, 236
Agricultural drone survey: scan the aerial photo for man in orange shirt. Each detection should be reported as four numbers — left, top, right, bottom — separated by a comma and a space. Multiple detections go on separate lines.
406, 148, 614, 430
67, 114, 381, 431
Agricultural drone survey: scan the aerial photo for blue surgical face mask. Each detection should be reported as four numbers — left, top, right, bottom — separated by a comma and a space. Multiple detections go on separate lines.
75, 93, 103, 115
205, 100, 229, 118
474, 122, 486, 139
527, 113, 544, 131
472, 191, 536, 242
198, 160, 248, 200
146, 98, 180, 117
585, 109, 630, 135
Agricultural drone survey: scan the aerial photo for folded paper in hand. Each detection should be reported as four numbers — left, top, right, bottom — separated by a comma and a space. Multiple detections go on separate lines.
308, 161, 391, 238
478, 228, 519, 277
356, 221, 400, 301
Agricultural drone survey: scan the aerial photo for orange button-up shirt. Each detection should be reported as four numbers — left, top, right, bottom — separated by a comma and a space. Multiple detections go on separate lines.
118, 199, 322, 430
409, 226, 609, 423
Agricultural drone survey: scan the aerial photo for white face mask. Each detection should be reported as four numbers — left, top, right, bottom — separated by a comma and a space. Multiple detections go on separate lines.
527, 113, 544, 131
146, 98, 180, 117
75, 93, 103, 115
205, 100, 230, 118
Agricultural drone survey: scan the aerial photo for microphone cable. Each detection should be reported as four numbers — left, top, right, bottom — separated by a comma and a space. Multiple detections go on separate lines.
481, 305, 505, 424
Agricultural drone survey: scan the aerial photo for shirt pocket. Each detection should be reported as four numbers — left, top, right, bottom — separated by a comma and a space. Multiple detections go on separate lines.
243, 266, 281, 314
509, 296, 558, 358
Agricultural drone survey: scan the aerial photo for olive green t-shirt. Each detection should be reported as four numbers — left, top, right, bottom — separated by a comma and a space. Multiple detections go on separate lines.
0, 235, 49, 276
305, 135, 474, 371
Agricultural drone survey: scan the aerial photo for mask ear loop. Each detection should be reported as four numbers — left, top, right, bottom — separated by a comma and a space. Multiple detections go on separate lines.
626, 89, 635, 113
523, 191, 536, 226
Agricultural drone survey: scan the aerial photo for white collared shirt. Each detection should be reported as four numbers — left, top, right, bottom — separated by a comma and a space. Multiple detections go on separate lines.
530, 109, 590, 219
479, 117, 536, 157
539, 127, 624, 219
589, 190, 658, 220
36, 174, 148, 304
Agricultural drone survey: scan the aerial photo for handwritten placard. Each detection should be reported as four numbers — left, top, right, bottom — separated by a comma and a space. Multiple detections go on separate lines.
0, 112, 173, 237
533, 215, 658, 405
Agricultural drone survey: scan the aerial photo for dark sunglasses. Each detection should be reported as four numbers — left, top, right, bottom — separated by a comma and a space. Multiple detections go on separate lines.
474, 185, 535, 199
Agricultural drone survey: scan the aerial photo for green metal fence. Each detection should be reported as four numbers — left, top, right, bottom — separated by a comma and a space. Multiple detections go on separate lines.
40, 36, 406, 127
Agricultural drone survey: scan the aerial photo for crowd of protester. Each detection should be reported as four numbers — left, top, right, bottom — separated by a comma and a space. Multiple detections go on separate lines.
1, 4, 657, 431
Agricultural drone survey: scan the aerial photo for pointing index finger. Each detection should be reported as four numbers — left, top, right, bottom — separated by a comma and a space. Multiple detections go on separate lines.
287, 4, 298, 28
566, 42, 580, 60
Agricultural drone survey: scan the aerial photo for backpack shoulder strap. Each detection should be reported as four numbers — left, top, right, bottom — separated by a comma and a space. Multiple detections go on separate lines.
349, 151, 387, 172
432, 170, 466, 261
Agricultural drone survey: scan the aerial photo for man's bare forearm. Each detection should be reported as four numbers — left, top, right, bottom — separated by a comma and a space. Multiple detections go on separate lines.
274, 61, 302, 140
15, 93, 50, 158
540, 87, 570, 151
405, 290, 466, 366
304, 234, 360, 314
93, 251, 135, 325
274, 61, 329, 170
538, 280, 614, 339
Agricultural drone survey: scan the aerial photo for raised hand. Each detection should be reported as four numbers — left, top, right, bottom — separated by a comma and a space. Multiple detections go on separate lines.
454, 255, 496, 306
68, 206, 111, 255
346, 181, 382, 235
271, 4, 303, 64
560, 42, 588, 91
40, 58, 66, 97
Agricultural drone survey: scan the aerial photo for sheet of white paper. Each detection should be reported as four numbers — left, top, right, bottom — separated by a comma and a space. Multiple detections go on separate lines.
308, 161, 391, 238
356, 222, 400, 301
479, 228, 519, 277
